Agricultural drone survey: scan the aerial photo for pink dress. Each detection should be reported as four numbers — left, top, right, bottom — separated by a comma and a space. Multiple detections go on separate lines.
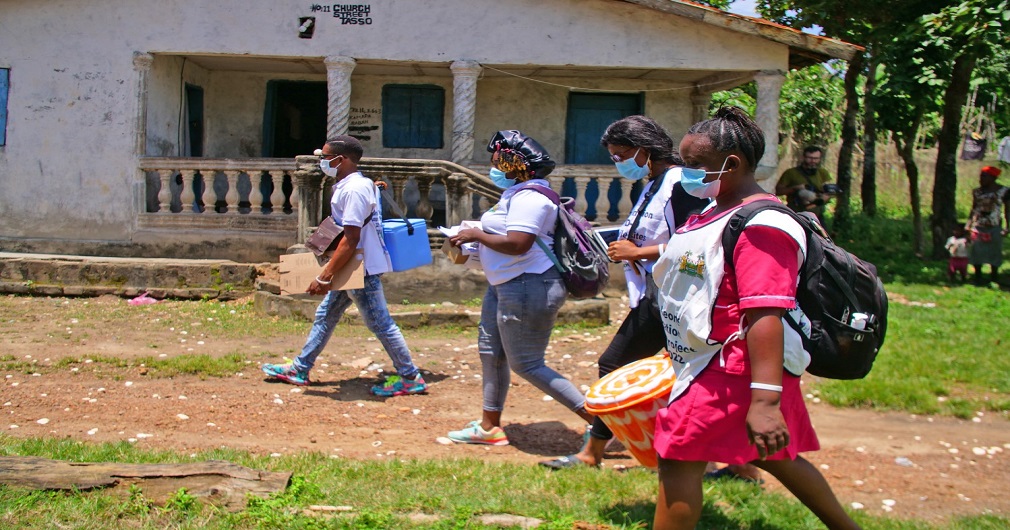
653, 200, 820, 464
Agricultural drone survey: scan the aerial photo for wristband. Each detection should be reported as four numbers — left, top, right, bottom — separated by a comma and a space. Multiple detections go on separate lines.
657, 243, 666, 255
750, 382, 783, 392
314, 276, 332, 285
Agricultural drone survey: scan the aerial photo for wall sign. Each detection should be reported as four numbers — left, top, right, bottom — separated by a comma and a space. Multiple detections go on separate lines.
349, 106, 380, 141
310, 4, 373, 25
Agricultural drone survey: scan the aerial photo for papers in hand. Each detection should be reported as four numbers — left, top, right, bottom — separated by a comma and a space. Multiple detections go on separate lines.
438, 221, 482, 256
439, 222, 483, 269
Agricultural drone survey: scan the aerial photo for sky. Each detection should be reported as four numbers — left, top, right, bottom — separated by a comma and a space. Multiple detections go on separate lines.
727, 0, 825, 36
728, 0, 760, 18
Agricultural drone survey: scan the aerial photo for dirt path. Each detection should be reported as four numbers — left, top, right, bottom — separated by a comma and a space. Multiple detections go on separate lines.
1, 295, 1007, 524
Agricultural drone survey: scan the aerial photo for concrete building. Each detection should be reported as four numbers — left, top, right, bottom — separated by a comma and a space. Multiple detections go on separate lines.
0, 0, 859, 262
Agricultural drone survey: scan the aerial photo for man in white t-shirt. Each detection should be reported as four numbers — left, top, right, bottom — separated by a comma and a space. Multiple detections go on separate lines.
262, 136, 427, 397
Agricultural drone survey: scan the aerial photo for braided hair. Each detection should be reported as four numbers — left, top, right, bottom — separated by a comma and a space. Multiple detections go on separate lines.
685, 106, 765, 170
600, 115, 683, 165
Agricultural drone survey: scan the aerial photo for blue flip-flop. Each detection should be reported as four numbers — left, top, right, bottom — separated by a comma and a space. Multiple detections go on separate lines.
539, 454, 596, 470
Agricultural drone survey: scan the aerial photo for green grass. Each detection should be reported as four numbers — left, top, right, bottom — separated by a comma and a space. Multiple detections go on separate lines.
2, 436, 1003, 529
59, 353, 255, 379
802, 205, 1010, 419
814, 282, 1010, 418
2, 178, 1008, 527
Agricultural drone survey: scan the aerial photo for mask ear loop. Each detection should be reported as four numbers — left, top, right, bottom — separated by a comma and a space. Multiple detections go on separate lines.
706, 156, 731, 181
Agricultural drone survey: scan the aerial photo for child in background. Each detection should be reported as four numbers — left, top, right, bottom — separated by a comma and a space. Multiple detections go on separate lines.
946, 225, 970, 283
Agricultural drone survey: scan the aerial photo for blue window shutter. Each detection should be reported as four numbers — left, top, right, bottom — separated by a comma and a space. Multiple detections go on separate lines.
0, 69, 8, 146
382, 85, 443, 148
382, 86, 412, 147
414, 87, 443, 148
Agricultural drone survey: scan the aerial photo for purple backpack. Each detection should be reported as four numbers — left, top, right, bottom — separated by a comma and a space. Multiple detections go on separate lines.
516, 184, 611, 299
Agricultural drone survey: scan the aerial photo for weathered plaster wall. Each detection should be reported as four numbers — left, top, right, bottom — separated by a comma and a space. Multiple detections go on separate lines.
159, 70, 696, 165
0, 0, 787, 249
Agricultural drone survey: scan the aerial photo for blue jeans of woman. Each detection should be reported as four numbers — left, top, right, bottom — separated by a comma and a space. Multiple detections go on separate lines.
479, 268, 586, 414
292, 274, 419, 378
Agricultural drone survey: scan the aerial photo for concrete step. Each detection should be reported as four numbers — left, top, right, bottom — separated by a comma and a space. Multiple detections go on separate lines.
0, 252, 264, 300
0, 252, 612, 325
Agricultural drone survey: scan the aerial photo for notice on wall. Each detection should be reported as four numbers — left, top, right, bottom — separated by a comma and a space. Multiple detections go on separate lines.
348, 107, 380, 141
310, 4, 373, 25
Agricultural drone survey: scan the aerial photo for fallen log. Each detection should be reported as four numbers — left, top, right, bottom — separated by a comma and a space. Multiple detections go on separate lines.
0, 456, 292, 511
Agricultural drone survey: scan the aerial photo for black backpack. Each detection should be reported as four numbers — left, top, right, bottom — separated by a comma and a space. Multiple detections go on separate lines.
516, 184, 611, 299
722, 201, 887, 379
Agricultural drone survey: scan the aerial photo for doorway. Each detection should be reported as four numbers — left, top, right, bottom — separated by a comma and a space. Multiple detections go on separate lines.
263, 81, 327, 158
184, 84, 204, 157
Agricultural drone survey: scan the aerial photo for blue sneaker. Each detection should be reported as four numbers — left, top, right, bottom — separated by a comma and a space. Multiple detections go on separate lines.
262, 362, 309, 386
448, 420, 509, 446
371, 374, 427, 397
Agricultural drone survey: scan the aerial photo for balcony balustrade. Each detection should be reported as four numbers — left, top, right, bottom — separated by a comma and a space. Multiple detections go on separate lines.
139, 156, 637, 248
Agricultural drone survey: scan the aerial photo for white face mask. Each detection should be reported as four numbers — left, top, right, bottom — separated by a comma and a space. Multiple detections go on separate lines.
319, 157, 340, 177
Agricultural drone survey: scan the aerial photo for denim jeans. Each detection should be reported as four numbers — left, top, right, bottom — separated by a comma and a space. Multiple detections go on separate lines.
478, 269, 586, 414
293, 274, 419, 378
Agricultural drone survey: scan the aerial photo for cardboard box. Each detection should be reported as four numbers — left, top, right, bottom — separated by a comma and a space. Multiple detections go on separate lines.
441, 238, 469, 264
278, 250, 364, 295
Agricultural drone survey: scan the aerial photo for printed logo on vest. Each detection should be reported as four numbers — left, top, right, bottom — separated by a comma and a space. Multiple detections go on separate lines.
677, 251, 705, 279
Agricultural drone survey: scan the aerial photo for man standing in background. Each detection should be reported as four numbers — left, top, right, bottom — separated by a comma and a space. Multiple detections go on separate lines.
775, 145, 836, 226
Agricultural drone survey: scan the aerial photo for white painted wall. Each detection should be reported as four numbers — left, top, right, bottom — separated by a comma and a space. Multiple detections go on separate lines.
0, 0, 788, 245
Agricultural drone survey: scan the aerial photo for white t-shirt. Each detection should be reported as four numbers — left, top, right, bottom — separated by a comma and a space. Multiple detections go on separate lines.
330, 172, 391, 275
478, 180, 558, 285
945, 236, 969, 258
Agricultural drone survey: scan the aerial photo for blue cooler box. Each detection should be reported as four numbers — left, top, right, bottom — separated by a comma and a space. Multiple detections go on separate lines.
382, 218, 432, 272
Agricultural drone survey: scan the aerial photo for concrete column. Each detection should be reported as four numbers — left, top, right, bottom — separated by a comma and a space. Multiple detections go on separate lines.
690, 91, 711, 125
324, 55, 357, 138
132, 52, 153, 157
754, 70, 785, 185
450, 60, 482, 164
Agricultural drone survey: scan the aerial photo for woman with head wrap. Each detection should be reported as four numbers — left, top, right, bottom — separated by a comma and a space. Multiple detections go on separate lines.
966, 165, 1009, 285
446, 130, 595, 446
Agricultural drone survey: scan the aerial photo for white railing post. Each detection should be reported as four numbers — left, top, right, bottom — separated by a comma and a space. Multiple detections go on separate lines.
574, 177, 591, 219
248, 170, 264, 214
223, 170, 241, 213
179, 170, 197, 213
268, 170, 286, 214
157, 170, 174, 213
617, 178, 634, 220
547, 176, 564, 195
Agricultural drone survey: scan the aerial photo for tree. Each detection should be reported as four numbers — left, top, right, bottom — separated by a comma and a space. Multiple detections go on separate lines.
779, 65, 845, 147
861, 56, 879, 217
755, 0, 876, 235
917, 0, 1008, 257
754, 1, 981, 229
875, 30, 945, 255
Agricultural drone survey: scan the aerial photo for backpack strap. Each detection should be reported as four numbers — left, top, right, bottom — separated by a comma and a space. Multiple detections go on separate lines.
514, 182, 561, 205
512, 183, 565, 273
721, 200, 862, 312
625, 170, 667, 240
721, 200, 799, 271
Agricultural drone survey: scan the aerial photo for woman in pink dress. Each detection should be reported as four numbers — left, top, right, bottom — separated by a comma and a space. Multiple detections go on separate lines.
650, 107, 859, 530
